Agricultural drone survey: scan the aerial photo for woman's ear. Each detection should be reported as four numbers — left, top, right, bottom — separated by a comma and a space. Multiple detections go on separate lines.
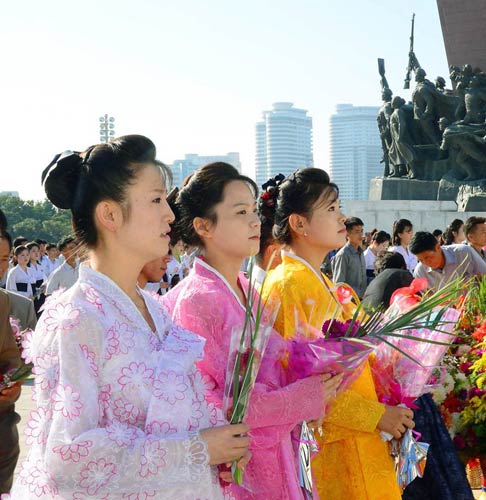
193, 217, 213, 241
94, 200, 124, 233
288, 213, 307, 237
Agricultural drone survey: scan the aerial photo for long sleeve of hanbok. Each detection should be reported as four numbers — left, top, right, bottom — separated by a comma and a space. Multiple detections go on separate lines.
165, 292, 325, 449
23, 305, 211, 498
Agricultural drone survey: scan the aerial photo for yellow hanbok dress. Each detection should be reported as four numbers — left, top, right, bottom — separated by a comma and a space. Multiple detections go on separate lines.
262, 251, 401, 500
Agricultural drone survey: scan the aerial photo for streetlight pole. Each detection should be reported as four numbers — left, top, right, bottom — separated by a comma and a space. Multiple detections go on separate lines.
99, 114, 115, 143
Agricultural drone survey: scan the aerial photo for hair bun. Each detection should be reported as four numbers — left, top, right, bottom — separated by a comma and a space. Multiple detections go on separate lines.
41, 151, 83, 209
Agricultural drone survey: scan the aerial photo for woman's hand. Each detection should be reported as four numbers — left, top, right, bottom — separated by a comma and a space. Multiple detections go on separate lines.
200, 423, 250, 466
219, 450, 252, 483
377, 405, 414, 439
321, 372, 344, 410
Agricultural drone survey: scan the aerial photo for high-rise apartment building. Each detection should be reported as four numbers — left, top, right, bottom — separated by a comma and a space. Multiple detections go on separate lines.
170, 152, 241, 187
329, 104, 382, 202
255, 102, 313, 188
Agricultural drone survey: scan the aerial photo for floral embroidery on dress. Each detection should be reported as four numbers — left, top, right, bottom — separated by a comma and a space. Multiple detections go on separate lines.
9, 265, 224, 499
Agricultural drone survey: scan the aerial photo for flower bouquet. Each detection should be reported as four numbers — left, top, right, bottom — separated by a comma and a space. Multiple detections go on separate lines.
285, 278, 462, 493
222, 256, 280, 485
1, 318, 34, 392
368, 280, 461, 490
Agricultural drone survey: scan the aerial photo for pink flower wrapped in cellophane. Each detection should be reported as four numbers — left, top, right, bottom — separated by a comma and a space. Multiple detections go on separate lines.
369, 307, 460, 406
286, 326, 379, 393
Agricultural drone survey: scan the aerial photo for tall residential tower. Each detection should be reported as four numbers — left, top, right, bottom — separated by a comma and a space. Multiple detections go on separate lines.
170, 152, 241, 187
329, 104, 381, 201
255, 102, 313, 188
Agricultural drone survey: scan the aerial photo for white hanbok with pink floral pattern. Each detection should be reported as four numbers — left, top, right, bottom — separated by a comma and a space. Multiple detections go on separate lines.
8, 265, 227, 500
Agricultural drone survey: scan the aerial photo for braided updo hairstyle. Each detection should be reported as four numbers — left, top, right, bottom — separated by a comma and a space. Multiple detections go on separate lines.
175, 162, 258, 248
41, 135, 171, 248
272, 168, 339, 245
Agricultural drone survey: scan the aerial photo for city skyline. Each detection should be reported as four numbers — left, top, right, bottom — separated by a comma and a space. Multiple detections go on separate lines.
0, 1, 448, 200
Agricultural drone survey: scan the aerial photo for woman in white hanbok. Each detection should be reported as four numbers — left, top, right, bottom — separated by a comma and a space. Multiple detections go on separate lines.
8, 135, 248, 500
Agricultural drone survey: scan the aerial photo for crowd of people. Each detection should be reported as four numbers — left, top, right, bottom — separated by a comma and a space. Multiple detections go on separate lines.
0, 134, 483, 499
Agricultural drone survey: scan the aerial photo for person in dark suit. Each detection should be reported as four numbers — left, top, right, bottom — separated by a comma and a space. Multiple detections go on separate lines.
0, 283, 22, 494
362, 251, 413, 309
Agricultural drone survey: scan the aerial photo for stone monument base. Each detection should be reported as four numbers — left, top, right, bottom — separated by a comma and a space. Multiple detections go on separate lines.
369, 178, 439, 201
344, 199, 486, 232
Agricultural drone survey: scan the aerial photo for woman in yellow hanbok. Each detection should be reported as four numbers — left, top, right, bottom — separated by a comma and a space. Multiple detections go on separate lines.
261, 168, 415, 500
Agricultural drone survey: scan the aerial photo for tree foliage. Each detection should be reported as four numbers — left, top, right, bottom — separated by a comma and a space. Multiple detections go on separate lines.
0, 195, 72, 243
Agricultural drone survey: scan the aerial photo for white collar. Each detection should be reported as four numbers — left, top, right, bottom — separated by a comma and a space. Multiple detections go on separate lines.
195, 258, 246, 313
281, 250, 326, 286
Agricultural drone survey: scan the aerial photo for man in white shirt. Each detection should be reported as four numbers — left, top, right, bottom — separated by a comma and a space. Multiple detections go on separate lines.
43, 243, 61, 278
410, 231, 486, 291
46, 237, 79, 295
464, 216, 486, 262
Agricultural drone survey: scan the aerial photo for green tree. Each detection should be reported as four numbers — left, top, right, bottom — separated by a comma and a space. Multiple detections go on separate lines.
0, 195, 72, 243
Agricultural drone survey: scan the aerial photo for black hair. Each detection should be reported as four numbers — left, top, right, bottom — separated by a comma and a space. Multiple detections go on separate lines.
344, 217, 364, 231
409, 231, 439, 255
374, 251, 407, 274
175, 162, 257, 248
58, 236, 75, 252
46, 243, 57, 251
392, 219, 413, 246
13, 236, 27, 248
464, 216, 486, 237
0, 209, 7, 231
371, 230, 391, 245
26, 241, 40, 252
272, 168, 339, 245
34, 239, 47, 246
0, 229, 12, 250
443, 218, 464, 245
13, 245, 28, 265
432, 229, 443, 237
42, 135, 171, 248
257, 174, 285, 262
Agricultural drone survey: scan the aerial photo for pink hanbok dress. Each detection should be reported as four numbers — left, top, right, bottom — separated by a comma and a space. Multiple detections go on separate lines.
8, 264, 228, 500
163, 258, 325, 500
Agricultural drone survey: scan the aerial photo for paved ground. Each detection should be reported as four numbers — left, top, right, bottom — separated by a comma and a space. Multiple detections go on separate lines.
13, 381, 483, 498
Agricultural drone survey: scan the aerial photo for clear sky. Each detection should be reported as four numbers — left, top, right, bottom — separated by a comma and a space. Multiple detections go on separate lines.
0, 0, 448, 200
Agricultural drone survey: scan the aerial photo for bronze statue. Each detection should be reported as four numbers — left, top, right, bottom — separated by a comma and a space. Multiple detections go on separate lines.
462, 76, 486, 124
377, 14, 486, 187
389, 96, 417, 178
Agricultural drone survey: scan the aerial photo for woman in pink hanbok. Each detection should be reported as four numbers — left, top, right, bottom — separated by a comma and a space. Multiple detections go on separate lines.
163, 162, 342, 500
8, 136, 250, 500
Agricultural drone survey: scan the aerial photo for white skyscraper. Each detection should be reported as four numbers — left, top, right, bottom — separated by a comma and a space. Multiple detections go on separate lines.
255, 102, 313, 188
170, 152, 241, 187
329, 104, 382, 202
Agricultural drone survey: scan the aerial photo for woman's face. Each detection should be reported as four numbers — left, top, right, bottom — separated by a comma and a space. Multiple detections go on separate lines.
17, 249, 30, 267
204, 180, 261, 261
398, 226, 413, 246
116, 164, 174, 263
454, 225, 465, 243
300, 194, 347, 252
29, 245, 40, 262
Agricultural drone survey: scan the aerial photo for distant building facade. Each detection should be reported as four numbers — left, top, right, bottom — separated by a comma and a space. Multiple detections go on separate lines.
437, 0, 486, 71
329, 104, 381, 201
255, 102, 313, 188
170, 153, 241, 187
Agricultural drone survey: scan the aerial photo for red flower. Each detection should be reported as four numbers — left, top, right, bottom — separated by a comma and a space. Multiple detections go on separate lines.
261, 192, 271, 200
336, 285, 353, 305
390, 278, 427, 311
472, 323, 486, 342
459, 361, 473, 374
